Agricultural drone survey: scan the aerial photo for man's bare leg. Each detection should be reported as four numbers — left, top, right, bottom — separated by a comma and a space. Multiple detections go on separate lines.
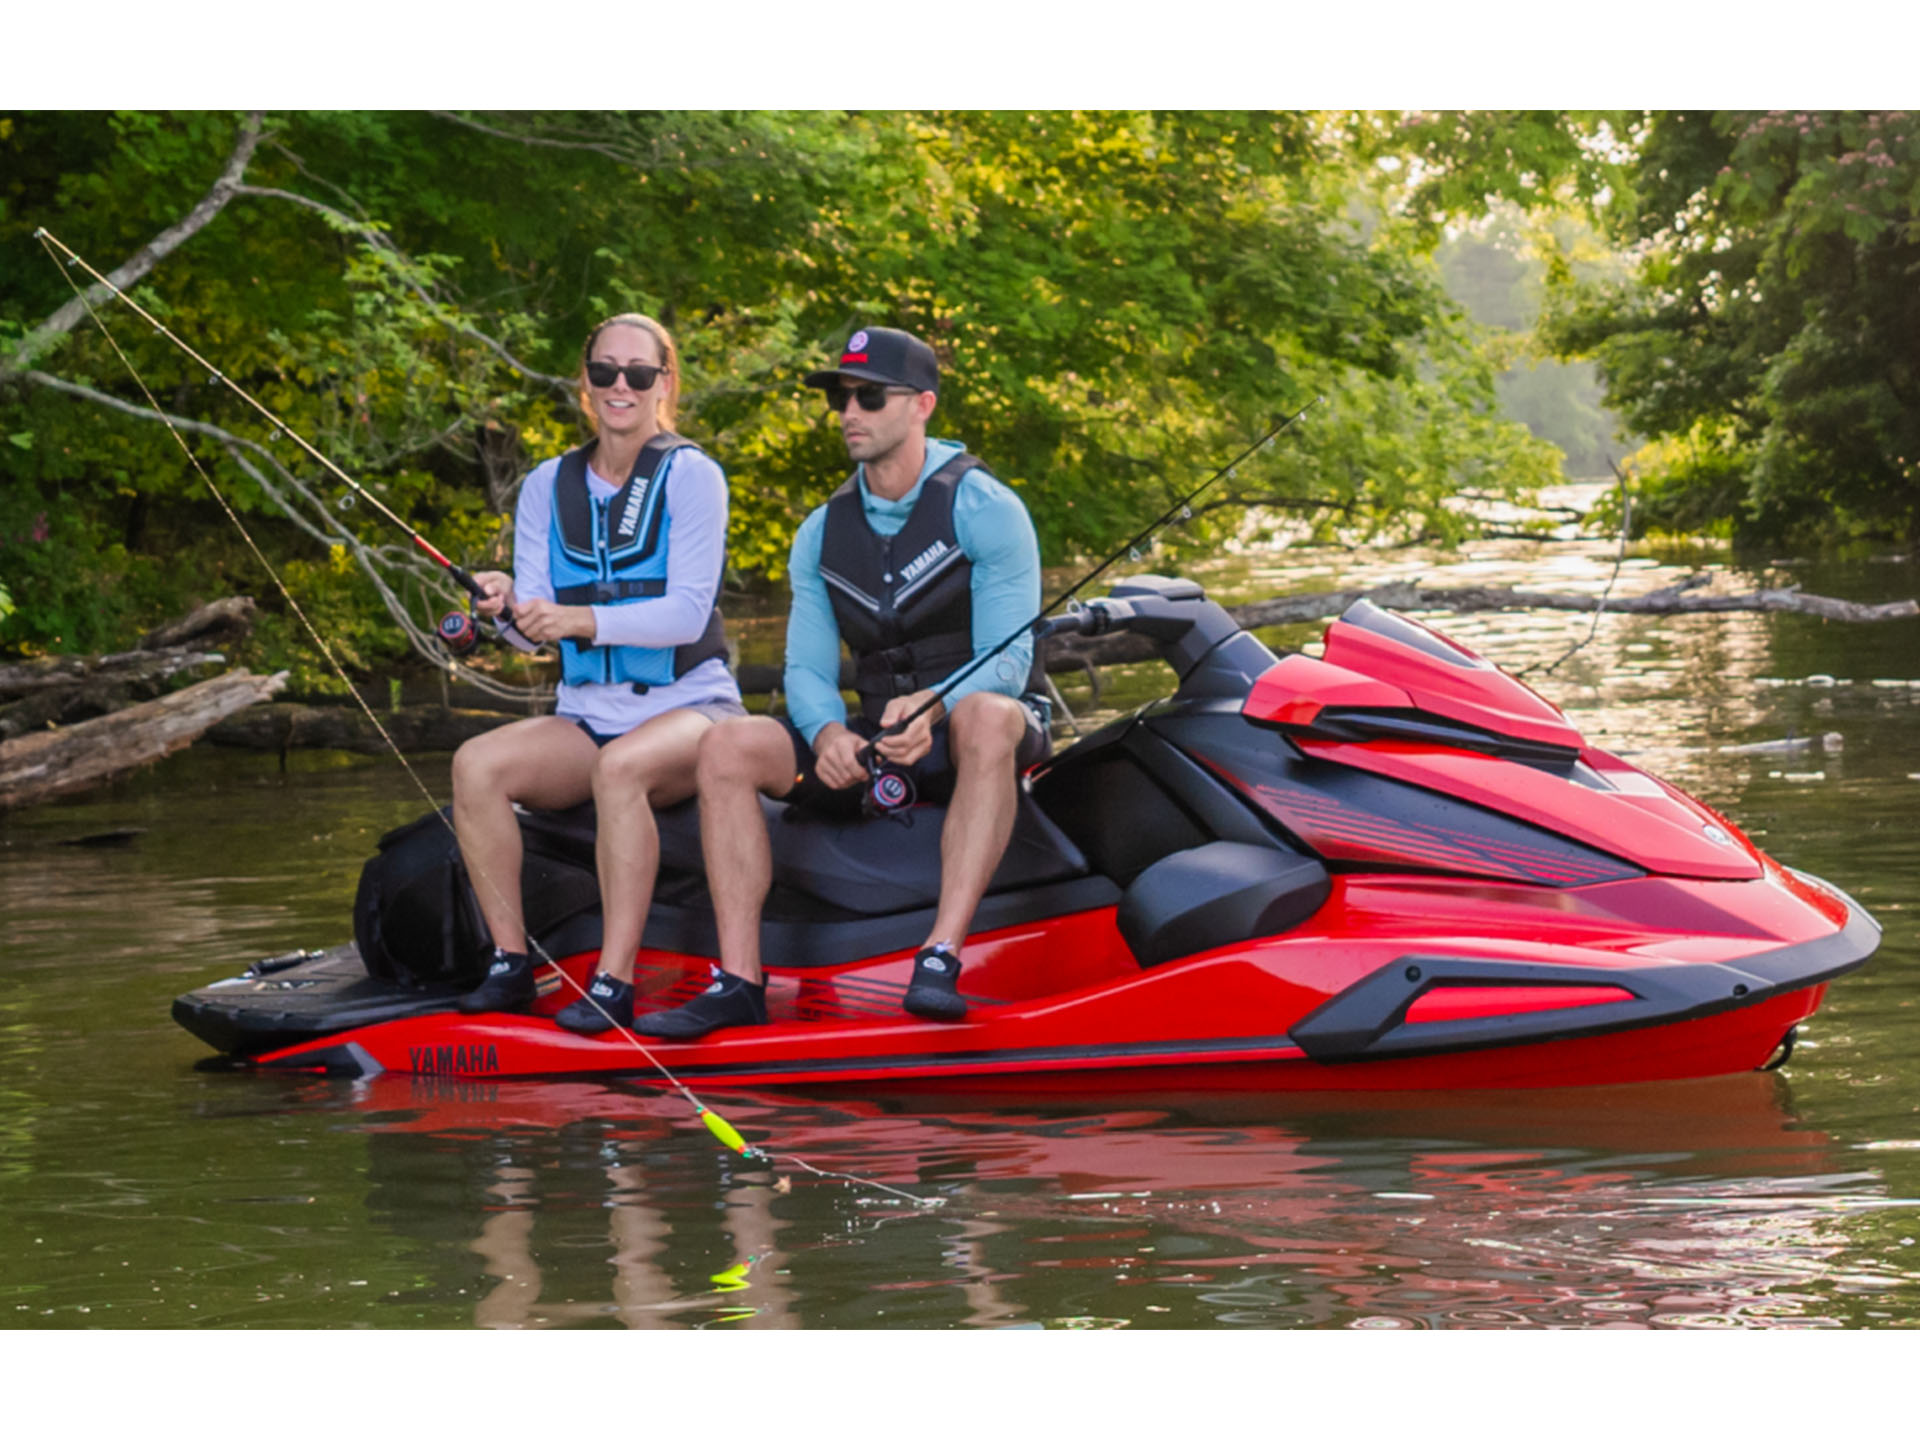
904, 692, 1029, 1022
923, 692, 1029, 951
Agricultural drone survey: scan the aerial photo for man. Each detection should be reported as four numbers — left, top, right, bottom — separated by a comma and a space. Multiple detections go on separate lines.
634, 325, 1049, 1039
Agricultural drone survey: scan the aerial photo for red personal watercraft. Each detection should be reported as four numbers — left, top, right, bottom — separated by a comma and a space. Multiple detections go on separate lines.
174, 576, 1878, 1090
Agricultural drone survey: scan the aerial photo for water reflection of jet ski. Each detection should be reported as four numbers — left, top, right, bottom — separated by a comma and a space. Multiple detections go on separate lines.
174, 576, 1878, 1090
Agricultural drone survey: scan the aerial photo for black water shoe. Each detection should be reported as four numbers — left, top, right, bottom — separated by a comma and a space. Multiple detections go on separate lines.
455, 948, 536, 1014
903, 943, 966, 1022
631, 968, 767, 1040
554, 972, 634, 1034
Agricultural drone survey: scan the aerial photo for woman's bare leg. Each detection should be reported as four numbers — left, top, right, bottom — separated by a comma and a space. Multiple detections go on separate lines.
590, 707, 714, 982
450, 716, 601, 952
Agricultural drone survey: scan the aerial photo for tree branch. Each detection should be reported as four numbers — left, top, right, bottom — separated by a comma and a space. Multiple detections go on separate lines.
429, 110, 633, 163
5, 112, 266, 378
18, 370, 541, 703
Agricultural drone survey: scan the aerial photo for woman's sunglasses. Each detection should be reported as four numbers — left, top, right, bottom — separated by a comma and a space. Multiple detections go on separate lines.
586, 360, 666, 391
824, 381, 918, 414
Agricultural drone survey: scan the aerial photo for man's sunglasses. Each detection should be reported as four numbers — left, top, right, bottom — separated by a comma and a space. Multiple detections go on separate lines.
586, 360, 666, 390
824, 381, 918, 413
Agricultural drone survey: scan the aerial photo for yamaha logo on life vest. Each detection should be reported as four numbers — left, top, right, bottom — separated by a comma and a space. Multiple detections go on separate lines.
616, 479, 651, 540
897, 538, 951, 588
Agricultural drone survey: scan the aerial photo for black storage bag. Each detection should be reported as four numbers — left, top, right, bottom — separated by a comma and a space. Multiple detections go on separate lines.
352, 805, 602, 988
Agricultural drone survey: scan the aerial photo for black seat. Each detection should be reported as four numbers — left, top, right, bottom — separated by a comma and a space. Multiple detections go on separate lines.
513, 790, 1117, 969
521, 789, 1094, 916
658, 790, 1091, 913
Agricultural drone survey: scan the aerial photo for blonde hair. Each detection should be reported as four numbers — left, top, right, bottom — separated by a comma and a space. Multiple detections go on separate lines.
579, 313, 680, 433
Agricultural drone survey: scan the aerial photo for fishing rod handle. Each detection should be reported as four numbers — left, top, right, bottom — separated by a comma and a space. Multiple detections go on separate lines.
449, 562, 522, 626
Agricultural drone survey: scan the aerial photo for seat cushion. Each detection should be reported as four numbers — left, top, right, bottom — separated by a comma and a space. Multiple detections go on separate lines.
652, 790, 1091, 915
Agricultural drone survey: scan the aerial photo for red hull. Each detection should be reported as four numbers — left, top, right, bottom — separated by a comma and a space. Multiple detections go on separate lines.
256, 868, 1866, 1092
213, 596, 1879, 1094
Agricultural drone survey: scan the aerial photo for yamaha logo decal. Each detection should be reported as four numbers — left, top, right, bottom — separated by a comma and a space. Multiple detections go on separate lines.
847, 330, 869, 352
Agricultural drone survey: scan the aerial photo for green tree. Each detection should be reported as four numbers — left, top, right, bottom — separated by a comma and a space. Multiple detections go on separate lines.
1544, 110, 1920, 546
1, 109, 1561, 681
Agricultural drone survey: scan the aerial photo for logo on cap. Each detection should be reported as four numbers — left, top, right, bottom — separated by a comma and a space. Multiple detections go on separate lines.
847, 330, 870, 352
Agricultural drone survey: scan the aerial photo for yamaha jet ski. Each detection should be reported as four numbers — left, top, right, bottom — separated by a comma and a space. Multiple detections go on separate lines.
173, 576, 1878, 1090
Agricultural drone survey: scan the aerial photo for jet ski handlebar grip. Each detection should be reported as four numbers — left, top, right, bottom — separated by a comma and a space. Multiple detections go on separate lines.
1035, 599, 1134, 641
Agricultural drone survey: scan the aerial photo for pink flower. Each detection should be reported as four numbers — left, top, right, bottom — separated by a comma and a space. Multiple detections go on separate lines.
31, 512, 48, 543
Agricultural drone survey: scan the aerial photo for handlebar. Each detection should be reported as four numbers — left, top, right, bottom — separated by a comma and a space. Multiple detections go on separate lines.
1034, 598, 1136, 641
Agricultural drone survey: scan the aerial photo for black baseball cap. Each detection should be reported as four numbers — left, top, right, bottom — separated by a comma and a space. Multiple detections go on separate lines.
802, 326, 939, 394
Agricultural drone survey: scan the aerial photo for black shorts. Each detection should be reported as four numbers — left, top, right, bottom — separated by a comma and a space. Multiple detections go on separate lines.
780, 699, 1051, 816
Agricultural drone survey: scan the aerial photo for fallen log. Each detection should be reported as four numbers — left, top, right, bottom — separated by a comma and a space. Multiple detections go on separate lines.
139, 596, 257, 651
1042, 580, 1919, 671
0, 650, 229, 740
0, 646, 228, 703
0, 668, 288, 811
206, 702, 512, 756
0, 599, 259, 740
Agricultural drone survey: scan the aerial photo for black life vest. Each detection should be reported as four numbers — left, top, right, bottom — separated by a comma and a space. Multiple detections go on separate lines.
817, 450, 1042, 723
548, 434, 729, 691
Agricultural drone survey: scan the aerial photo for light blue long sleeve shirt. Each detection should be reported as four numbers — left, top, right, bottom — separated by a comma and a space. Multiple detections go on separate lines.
785, 438, 1041, 744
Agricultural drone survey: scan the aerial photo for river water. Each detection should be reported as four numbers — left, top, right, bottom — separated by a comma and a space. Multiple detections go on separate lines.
4, 530, 1918, 1332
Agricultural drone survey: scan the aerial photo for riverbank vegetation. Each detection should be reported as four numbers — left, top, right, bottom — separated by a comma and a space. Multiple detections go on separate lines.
3, 110, 1914, 694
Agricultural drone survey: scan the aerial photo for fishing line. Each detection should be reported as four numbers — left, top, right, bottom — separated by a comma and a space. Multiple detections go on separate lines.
34, 228, 940, 1211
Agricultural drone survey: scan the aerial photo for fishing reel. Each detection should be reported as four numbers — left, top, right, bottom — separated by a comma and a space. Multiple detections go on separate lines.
437, 607, 481, 657
860, 741, 917, 825
864, 765, 917, 818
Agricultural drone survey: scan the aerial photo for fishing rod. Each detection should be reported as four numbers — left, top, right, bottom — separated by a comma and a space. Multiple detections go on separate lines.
858, 398, 1322, 814
31, 227, 535, 660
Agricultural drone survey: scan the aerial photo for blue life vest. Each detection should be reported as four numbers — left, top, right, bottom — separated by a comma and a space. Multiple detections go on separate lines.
547, 434, 729, 691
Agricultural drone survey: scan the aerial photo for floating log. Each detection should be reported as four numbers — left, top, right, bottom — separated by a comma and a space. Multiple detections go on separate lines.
0, 650, 229, 740
0, 668, 287, 811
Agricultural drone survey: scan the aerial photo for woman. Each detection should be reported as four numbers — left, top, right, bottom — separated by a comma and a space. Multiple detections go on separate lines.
450, 313, 744, 1032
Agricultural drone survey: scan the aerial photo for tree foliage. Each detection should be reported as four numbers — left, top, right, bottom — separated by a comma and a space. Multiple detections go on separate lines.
1392, 109, 1920, 547
1550, 111, 1920, 546
0, 110, 1558, 677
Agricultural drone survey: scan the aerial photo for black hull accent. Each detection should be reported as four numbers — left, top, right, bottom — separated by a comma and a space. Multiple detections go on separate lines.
1290, 887, 1880, 1063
